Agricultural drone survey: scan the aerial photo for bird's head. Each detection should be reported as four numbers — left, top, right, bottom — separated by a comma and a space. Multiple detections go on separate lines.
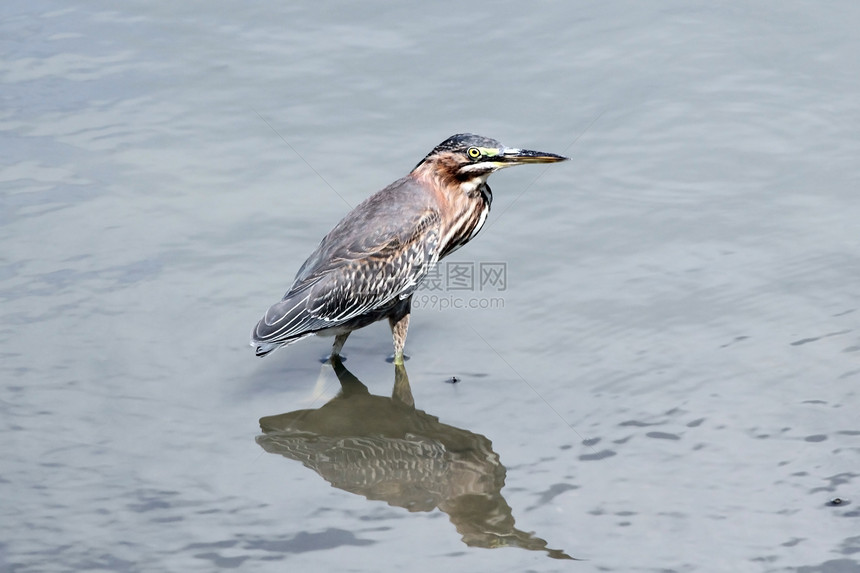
412, 133, 568, 192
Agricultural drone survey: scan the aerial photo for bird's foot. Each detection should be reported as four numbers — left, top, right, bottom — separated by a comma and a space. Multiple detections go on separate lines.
386, 352, 409, 365
320, 353, 347, 364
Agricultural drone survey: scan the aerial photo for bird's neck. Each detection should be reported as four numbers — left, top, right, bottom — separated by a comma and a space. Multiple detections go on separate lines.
458, 175, 493, 202
412, 163, 492, 209
410, 166, 493, 258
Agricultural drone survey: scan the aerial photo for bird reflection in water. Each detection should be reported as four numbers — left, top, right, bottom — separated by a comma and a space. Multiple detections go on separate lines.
256, 357, 573, 560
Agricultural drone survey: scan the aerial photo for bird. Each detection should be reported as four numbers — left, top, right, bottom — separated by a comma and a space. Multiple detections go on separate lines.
251, 133, 567, 364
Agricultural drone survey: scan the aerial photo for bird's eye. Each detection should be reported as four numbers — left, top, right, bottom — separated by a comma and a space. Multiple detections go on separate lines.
467, 147, 481, 159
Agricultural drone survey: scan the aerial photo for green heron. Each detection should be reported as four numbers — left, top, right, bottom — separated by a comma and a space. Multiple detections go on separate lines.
251, 133, 567, 364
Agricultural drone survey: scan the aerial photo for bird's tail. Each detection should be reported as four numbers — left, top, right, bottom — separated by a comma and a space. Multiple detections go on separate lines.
250, 331, 315, 357
251, 293, 321, 358
253, 341, 280, 357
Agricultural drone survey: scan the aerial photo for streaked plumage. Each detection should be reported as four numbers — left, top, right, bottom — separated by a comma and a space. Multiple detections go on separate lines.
251, 133, 567, 362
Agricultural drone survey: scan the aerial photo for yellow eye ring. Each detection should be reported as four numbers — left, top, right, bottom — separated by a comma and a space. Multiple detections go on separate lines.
467, 147, 481, 159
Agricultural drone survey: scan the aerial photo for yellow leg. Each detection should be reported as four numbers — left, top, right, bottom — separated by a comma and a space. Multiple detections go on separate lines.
389, 311, 410, 365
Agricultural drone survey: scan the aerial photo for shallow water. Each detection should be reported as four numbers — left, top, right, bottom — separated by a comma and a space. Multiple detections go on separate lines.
2, 2, 859, 571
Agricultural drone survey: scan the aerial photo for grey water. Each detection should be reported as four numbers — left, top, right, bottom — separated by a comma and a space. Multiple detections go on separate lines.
2, 2, 859, 572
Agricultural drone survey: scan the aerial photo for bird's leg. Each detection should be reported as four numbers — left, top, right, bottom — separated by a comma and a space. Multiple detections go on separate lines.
389, 309, 410, 365
330, 332, 350, 360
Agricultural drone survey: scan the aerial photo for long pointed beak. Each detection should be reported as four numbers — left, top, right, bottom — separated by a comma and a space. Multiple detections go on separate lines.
499, 147, 569, 164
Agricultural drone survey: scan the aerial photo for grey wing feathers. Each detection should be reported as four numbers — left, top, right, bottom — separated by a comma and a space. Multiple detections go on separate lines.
252, 283, 326, 345
252, 196, 441, 351
310, 219, 441, 321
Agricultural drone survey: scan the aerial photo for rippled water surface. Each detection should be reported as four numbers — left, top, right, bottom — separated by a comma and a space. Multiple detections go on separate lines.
2, 2, 859, 571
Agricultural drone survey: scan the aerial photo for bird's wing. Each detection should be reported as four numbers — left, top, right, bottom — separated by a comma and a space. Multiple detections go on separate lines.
305, 209, 442, 322
253, 181, 441, 345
